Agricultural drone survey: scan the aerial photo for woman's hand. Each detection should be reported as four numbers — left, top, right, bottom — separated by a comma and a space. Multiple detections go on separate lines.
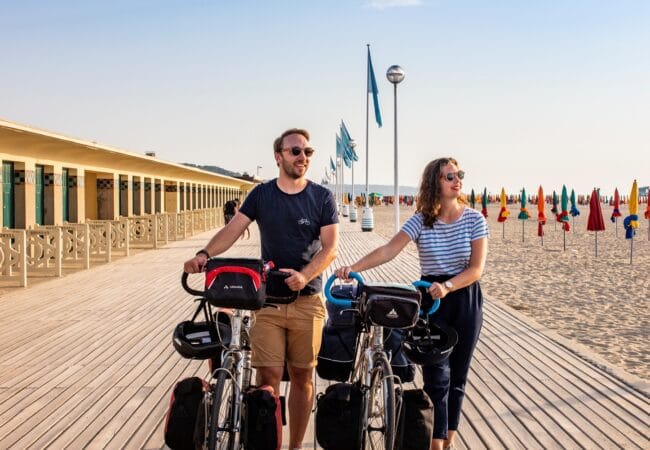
428, 282, 451, 299
334, 266, 354, 280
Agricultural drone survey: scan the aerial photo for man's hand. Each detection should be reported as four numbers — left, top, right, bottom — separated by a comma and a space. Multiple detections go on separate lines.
184, 254, 207, 274
279, 268, 308, 292
334, 266, 354, 280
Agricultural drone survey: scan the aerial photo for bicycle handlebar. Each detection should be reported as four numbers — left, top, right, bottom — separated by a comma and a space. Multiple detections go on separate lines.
411, 280, 441, 316
181, 272, 208, 298
324, 272, 364, 307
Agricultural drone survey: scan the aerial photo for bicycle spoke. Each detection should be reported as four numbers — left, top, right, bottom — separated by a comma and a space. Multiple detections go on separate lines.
364, 357, 396, 450
208, 367, 238, 450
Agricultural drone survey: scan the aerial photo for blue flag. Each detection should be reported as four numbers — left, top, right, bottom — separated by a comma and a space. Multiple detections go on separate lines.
340, 121, 358, 162
329, 156, 336, 173
367, 47, 382, 128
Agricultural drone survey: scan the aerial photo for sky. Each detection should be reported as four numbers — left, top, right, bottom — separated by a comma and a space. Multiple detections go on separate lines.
1, 0, 648, 197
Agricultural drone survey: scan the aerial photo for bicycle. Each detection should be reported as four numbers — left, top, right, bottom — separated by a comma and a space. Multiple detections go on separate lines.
324, 272, 431, 450
181, 259, 295, 450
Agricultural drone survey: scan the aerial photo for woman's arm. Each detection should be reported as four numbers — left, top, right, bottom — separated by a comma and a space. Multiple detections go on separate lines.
336, 231, 411, 279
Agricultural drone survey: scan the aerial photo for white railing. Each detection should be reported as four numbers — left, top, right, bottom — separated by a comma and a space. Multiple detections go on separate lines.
0, 208, 221, 287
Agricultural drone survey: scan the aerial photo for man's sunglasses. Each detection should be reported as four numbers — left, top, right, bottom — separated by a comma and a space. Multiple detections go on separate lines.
283, 146, 315, 157
441, 170, 465, 181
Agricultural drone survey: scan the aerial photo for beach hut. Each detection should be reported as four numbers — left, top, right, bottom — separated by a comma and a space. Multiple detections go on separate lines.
537, 185, 546, 245
497, 187, 509, 238
518, 187, 531, 242
624, 180, 639, 264
587, 188, 606, 256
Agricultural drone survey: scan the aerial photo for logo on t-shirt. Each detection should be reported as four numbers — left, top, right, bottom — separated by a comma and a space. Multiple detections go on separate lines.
298, 218, 311, 226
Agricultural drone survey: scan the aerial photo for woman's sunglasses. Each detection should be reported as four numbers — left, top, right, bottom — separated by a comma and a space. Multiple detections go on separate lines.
283, 146, 315, 157
441, 170, 465, 181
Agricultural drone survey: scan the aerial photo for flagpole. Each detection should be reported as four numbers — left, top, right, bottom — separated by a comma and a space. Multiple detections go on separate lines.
365, 45, 370, 209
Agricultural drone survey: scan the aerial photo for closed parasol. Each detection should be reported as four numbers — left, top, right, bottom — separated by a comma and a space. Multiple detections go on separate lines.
587, 188, 606, 256
557, 185, 570, 250
518, 187, 530, 242
537, 185, 546, 244
623, 180, 639, 264
481, 188, 488, 218
470, 188, 476, 209
497, 187, 509, 238
611, 187, 622, 237
570, 189, 580, 231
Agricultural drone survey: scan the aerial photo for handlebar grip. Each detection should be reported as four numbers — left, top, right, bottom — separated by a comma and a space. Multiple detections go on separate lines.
412, 280, 441, 316
324, 272, 364, 307
181, 272, 207, 297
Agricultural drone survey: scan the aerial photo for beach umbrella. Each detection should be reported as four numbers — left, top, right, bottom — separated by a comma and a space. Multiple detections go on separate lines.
518, 187, 530, 242
570, 189, 580, 231
557, 185, 570, 250
470, 189, 476, 209
611, 187, 622, 237
623, 179, 639, 264
551, 190, 559, 231
587, 188, 606, 256
645, 196, 650, 241
481, 188, 488, 218
537, 185, 546, 245
497, 187, 509, 238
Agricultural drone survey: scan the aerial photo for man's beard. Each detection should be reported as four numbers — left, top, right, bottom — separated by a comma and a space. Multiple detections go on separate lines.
281, 158, 307, 179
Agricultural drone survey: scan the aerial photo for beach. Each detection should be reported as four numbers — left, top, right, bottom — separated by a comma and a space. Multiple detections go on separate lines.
365, 202, 649, 380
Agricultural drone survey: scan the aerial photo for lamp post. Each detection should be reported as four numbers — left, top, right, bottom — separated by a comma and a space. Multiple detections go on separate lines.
349, 139, 358, 222
387, 65, 405, 234
256, 165, 262, 177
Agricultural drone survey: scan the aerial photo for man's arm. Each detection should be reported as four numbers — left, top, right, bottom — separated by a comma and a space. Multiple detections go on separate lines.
183, 212, 253, 273
280, 223, 339, 292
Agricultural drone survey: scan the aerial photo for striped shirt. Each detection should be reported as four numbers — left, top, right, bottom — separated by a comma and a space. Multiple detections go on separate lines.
401, 207, 489, 276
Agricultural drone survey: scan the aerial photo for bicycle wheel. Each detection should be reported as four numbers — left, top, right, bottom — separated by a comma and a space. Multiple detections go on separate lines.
207, 363, 239, 450
363, 355, 396, 450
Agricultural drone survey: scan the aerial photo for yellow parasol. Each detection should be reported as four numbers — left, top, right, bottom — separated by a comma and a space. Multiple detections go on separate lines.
537, 185, 546, 244
624, 179, 639, 263
497, 187, 509, 238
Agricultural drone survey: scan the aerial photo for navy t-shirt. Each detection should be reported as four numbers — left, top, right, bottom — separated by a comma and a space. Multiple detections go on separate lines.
238, 179, 338, 295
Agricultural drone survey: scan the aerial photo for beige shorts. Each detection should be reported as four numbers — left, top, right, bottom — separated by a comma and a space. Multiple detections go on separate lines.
250, 294, 326, 369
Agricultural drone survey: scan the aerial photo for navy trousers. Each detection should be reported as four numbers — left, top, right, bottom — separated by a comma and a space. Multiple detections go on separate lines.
421, 275, 483, 440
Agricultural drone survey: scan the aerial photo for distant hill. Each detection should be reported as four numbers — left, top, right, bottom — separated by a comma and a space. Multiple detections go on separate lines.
322, 183, 418, 197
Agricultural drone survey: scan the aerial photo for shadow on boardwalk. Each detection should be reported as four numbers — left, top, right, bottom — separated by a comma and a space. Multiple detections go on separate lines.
0, 222, 647, 449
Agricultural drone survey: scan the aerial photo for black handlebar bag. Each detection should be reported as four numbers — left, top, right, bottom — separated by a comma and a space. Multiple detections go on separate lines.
204, 258, 265, 310
361, 282, 421, 329
265, 270, 299, 304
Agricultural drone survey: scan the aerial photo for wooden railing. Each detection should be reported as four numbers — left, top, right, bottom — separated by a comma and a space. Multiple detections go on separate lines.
0, 208, 222, 287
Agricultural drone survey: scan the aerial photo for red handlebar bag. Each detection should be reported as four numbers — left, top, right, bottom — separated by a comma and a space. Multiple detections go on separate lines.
204, 258, 265, 310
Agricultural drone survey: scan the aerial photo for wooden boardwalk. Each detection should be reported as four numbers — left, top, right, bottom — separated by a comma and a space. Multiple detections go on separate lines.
0, 221, 647, 449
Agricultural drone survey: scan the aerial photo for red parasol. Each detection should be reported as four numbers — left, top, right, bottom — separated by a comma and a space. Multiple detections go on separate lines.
611, 187, 622, 237
587, 188, 606, 256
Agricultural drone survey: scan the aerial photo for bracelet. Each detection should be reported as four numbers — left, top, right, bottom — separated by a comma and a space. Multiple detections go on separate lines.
195, 249, 210, 259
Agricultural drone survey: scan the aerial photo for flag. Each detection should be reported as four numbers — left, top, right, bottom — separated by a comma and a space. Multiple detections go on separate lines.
367, 47, 382, 127
340, 121, 358, 162
329, 156, 336, 173
337, 134, 351, 168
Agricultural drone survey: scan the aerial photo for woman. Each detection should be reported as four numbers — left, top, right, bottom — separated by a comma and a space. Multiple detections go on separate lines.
335, 157, 488, 450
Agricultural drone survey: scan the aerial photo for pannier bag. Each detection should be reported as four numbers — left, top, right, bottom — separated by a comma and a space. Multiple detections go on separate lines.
327, 285, 360, 327
241, 385, 283, 450
316, 323, 359, 381
264, 270, 298, 304
315, 382, 363, 450
164, 377, 208, 450
361, 282, 421, 329
384, 329, 415, 383
395, 389, 434, 450
204, 258, 265, 310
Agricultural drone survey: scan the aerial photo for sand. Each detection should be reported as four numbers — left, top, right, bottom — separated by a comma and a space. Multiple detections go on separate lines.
365, 202, 649, 380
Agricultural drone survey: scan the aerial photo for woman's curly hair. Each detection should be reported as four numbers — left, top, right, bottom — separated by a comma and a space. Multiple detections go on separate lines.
416, 157, 466, 227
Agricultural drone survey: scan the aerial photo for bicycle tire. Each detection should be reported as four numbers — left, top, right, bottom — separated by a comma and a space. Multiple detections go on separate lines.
208, 361, 239, 450
363, 355, 396, 450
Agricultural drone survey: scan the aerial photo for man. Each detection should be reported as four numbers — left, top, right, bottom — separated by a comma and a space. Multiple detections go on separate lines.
184, 128, 339, 449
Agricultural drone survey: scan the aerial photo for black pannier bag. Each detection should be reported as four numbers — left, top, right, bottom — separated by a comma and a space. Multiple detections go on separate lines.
395, 389, 434, 450
361, 282, 421, 329
315, 382, 363, 450
384, 329, 415, 383
204, 258, 265, 310
264, 270, 298, 304
164, 377, 208, 450
317, 290, 360, 381
241, 385, 283, 450
316, 323, 359, 381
